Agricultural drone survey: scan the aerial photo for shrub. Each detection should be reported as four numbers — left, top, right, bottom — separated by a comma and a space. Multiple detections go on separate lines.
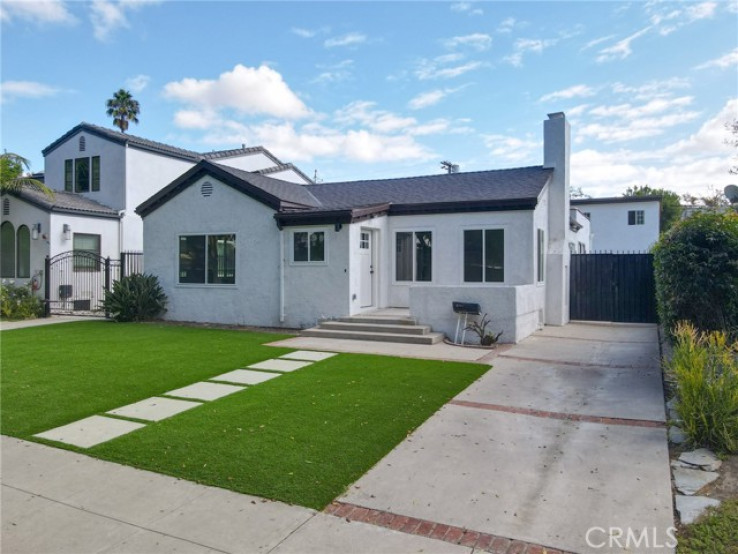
0, 281, 43, 320
464, 313, 503, 346
669, 321, 738, 454
653, 211, 738, 340
102, 273, 167, 322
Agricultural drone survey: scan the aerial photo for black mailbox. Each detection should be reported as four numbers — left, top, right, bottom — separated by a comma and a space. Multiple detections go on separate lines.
452, 301, 481, 315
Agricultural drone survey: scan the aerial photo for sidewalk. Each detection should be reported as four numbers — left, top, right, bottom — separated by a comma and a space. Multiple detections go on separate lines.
1, 315, 103, 331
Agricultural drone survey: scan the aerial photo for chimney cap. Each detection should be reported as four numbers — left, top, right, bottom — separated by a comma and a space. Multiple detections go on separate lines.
547, 112, 565, 120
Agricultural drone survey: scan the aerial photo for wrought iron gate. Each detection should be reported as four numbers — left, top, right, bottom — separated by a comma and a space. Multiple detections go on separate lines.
569, 253, 657, 323
44, 251, 143, 316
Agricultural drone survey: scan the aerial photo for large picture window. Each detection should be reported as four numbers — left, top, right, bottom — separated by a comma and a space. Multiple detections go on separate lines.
395, 231, 432, 282
73, 233, 101, 272
464, 229, 504, 283
292, 231, 325, 263
179, 234, 236, 284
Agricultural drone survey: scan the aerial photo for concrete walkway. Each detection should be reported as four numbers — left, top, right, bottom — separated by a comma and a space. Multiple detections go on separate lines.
0, 315, 103, 331
1, 322, 673, 553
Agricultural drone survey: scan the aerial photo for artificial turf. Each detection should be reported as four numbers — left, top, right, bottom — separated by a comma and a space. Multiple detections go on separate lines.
1, 321, 488, 509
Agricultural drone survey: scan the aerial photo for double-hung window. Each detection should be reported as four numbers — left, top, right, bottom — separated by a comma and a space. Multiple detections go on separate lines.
292, 231, 325, 263
628, 210, 644, 225
395, 231, 432, 282
179, 234, 236, 284
463, 229, 504, 283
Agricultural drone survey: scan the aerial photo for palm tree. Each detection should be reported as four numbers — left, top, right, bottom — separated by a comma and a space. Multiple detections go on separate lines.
105, 89, 140, 133
0, 152, 54, 198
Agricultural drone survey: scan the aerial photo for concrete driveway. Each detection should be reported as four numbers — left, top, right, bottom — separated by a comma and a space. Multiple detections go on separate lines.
339, 322, 674, 554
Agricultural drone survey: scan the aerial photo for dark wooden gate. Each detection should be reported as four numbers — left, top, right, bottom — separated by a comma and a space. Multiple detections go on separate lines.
44, 251, 143, 316
569, 253, 657, 323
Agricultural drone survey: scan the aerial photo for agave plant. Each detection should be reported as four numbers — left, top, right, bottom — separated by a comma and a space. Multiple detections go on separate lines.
465, 313, 503, 346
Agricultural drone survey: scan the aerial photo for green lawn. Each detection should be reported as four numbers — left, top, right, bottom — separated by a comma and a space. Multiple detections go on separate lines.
678, 499, 738, 554
1, 321, 488, 509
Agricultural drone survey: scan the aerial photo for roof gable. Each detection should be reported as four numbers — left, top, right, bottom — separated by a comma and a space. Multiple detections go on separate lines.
136, 160, 322, 217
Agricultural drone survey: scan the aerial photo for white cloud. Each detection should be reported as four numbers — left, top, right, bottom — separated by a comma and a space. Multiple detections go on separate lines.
164, 64, 311, 119
0, 80, 62, 102
450, 2, 483, 16
0, 0, 75, 24
596, 26, 651, 63
686, 1, 717, 21
581, 34, 616, 51
125, 74, 150, 93
539, 85, 596, 103
645, 1, 716, 36
408, 90, 447, 110
292, 27, 318, 38
324, 32, 366, 48
611, 78, 691, 100
443, 33, 492, 51
503, 37, 558, 67
572, 100, 736, 198
496, 17, 517, 34
695, 47, 738, 70
89, 0, 158, 41
312, 60, 354, 84
415, 59, 482, 80
483, 134, 540, 163
334, 101, 417, 133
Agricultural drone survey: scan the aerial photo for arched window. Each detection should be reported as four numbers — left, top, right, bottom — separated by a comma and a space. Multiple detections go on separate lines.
16, 225, 30, 278
1, 221, 16, 278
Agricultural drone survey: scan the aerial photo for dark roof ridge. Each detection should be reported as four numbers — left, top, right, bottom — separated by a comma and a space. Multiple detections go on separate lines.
312, 164, 548, 188
255, 163, 314, 184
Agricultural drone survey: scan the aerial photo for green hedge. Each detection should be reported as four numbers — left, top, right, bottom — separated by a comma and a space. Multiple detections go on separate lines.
653, 212, 738, 339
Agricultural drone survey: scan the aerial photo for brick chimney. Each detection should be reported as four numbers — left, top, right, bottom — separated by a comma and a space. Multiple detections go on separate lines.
543, 112, 570, 326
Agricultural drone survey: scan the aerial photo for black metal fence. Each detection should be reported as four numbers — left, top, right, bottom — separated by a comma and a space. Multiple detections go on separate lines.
44, 251, 143, 316
569, 253, 657, 323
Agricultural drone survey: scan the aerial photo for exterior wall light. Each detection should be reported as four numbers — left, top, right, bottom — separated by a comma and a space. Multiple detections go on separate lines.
32, 223, 41, 240
63, 224, 72, 241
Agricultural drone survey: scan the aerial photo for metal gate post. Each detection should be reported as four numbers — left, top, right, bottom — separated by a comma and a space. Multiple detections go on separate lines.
43, 255, 51, 317
120, 252, 126, 278
104, 257, 111, 318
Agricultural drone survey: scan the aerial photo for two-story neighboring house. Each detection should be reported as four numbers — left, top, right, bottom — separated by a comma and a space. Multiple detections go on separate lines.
0, 123, 311, 287
570, 196, 661, 253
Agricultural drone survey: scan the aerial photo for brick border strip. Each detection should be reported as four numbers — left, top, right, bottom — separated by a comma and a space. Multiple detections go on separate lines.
449, 399, 665, 428
497, 353, 656, 370
324, 501, 572, 554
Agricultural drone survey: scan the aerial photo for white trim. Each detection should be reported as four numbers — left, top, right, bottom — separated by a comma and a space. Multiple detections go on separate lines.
288, 227, 329, 266
391, 227, 435, 285
458, 224, 507, 286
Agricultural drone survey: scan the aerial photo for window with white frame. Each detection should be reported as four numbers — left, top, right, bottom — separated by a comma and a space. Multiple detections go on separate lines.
463, 229, 504, 283
359, 232, 370, 250
628, 210, 644, 225
395, 231, 432, 282
292, 230, 325, 263
179, 234, 236, 284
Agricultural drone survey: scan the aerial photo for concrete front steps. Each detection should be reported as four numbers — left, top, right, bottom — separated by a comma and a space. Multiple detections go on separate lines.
301, 315, 444, 345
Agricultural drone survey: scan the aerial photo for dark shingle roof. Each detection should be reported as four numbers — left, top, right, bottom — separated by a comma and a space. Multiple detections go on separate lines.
42, 123, 204, 161
4, 188, 120, 218
307, 166, 551, 210
571, 195, 662, 206
202, 146, 281, 165
255, 163, 314, 184
137, 162, 552, 224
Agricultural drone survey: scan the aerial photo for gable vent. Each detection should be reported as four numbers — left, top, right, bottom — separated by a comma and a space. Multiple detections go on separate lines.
2, 198, 9, 216
79, 136, 86, 152
200, 181, 214, 197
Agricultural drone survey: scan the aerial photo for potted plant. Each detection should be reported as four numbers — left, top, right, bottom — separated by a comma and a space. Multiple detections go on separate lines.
465, 313, 503, 347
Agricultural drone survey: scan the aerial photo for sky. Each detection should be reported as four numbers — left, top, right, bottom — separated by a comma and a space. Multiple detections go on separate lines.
1, 0, 737, 199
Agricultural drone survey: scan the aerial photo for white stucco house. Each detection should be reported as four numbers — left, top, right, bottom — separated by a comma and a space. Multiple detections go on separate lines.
138, 113, 587, 342
571, 196, 661, 253
0, 123, 311, 288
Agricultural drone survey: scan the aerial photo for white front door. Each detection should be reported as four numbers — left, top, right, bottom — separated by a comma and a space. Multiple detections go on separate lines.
359, 230, 374, 308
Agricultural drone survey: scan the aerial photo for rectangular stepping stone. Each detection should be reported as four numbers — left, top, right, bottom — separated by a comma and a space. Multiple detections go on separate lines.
34, 415, 145, 449
164, 382, 245, 401
280, 350, 337, 362
210, 369, 281, 385
247, 359, 312, 373
107, 397, 202, 422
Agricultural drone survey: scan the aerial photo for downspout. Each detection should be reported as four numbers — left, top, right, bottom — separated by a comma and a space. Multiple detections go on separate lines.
279, 228, 285, 323
118, 210, 125, 253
